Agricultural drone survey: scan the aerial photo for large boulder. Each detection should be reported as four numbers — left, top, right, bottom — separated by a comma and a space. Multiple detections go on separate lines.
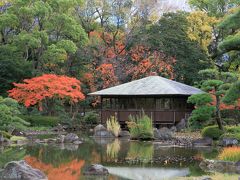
219, 138, 238, 147
93, 124, 114, 138
155, 127, 173, 140
94, 124, 106, 134
192, 137, 213, 147
94, 130, 114, 138
170, 126, 177, 132
176, 119, 186, 131
0, 160, 47, 180
64, 133, 79, 143
83, 164, 109, 176
119, 130, 130, 137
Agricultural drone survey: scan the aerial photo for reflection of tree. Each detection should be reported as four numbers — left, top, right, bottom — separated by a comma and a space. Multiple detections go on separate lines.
26, 143, 94, 166
25, 156, 85, 180
126, 142, 153, 164
0, 147, 26, 168
107, 139, 121, 160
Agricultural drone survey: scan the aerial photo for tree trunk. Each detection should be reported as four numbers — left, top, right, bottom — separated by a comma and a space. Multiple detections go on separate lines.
216, 95, 223, 130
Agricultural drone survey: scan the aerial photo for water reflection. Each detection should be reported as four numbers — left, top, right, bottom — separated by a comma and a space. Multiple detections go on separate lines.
25, 156, 85, 180
0, 137, 216, 179
107, 139, 121, 160
126, 142, 153, 164
107, 167, 189, 180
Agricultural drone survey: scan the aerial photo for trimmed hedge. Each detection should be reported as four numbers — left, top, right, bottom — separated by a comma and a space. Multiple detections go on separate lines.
19, 115, 59, 127
201, 125, 224, 140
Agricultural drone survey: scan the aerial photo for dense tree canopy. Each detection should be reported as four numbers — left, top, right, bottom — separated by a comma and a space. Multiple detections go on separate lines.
0, 0, 239, 120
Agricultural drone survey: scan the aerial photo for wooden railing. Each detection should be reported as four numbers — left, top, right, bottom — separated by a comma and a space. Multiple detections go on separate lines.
101, 109, 191, 125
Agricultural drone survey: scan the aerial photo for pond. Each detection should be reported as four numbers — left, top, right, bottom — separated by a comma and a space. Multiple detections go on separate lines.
0, 135, 220, 180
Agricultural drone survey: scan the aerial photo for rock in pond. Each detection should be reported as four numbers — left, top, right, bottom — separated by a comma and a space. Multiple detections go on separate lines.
176, 118, 186, 131
93, 124, 114, 138
170, 126, 177, 132
219, 138, 238, 147
64, 133, 79, 143
94, 124, 107, 133
199, 159, 240, 174
198, 176, 212, 180
155, 127, 173, 140
192, 137, 213, 147
119, 130, 130, 137
83, 164, 109, 176
0, 160, 47, 180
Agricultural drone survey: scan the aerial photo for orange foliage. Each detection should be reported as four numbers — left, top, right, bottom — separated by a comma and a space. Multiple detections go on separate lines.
84, 31, 175, 107
8, 74, 85, 108
25, 156, 85, 180
96, 63, 118, 89
218, 146, 240, 161
210, 93, 240, 110
127, 45, 176, 80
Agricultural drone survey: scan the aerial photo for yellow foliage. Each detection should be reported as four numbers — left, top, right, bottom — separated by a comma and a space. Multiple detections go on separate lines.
187, 11, 219, 52
106, 116, 121, 137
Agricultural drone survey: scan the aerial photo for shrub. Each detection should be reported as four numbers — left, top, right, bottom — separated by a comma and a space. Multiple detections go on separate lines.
106, 116, 121, 137
0, 97, 30, 132
201, 125, 224, 140
0, 131, 12, 139
83, 111, 99, 125
126, 112, 153, 140
20, 115, 59, 127
218, 147, 240, 162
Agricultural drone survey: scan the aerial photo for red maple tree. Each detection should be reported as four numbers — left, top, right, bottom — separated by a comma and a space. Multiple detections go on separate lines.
8, 74, 85, 110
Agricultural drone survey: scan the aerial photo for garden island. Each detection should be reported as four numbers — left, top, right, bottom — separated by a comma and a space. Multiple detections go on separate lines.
0, 0, 240, 180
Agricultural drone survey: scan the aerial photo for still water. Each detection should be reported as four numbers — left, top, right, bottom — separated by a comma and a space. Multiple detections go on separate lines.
0, 135, 219, 180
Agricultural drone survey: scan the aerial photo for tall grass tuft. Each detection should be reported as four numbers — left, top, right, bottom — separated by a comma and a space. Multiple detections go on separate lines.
126, 111, 153, 140
218, 146, 240, 162
106, 116, 121, 137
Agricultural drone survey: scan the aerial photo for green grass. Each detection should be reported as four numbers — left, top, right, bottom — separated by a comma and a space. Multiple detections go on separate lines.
20, 115, 59, 127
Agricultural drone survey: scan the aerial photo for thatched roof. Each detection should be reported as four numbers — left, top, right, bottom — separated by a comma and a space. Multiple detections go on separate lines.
89, 76, 203, 96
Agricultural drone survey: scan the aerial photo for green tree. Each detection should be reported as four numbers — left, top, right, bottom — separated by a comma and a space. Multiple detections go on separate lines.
146, 12, 209, 85
218, 8, 240, 55
223, 80, 240, 105
188, 93, 215, 129
198, 69, 238, 129
0, 0, 88, 95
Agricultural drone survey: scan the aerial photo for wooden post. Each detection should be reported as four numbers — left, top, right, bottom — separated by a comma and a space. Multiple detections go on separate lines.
173, 111, 176, 125
100, 97, 103, 124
